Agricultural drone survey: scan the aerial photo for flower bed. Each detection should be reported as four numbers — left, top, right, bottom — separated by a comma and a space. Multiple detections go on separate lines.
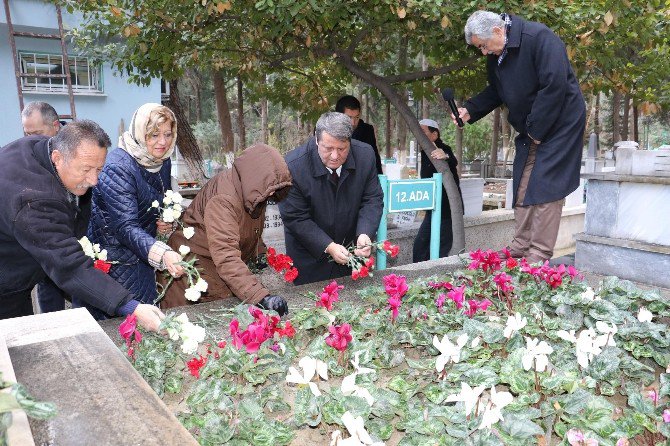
120, 251, 670, 446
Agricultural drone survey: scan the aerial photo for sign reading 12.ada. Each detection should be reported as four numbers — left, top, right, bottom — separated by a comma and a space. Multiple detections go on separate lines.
388, 180, 435, 212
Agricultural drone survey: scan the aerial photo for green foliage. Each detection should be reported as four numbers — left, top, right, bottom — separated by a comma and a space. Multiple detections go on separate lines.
0, 374, 57, 445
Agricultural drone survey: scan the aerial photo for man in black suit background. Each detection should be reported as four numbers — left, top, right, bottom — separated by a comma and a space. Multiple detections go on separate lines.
335, 95, 383, 175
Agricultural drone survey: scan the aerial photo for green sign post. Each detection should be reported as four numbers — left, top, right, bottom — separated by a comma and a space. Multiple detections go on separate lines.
376, 173, 443, 270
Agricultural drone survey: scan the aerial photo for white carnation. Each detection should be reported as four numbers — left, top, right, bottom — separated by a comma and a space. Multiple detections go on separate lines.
181, 337, 199, 355
78, 236, 95, 258
98, 249, 108, 261
194, 278, 208, 293
163, 195, 173, 205
151, 200, 160, 208
170, 208, 182, 220
183, 227, 195, 239
162, 212, 174, 223
184, 287, 201, 302
178, 245, 190, 256
173, 203, 183, 213
171, 192, 184, 204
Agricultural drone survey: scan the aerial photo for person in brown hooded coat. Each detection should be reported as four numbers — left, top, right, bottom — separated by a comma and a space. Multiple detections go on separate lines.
159, 144, 293, 314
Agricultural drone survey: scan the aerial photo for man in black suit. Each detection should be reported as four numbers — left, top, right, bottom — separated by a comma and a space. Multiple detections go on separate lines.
335, 95, 383, 175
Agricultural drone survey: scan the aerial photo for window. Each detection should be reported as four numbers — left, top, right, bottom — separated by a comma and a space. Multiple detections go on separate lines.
19, 52, 102, 93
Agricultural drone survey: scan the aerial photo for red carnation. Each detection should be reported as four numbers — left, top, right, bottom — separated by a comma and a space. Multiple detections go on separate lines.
94, 259, 112, 274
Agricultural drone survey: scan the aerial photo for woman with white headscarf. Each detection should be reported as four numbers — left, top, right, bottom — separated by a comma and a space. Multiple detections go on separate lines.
79, 103, 184, 318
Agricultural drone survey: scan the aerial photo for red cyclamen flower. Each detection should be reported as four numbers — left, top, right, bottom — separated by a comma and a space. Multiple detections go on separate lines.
325, 323, 352, 351
447, 284, 466, 309
388, 296, 402, 321
464, 299, 492, 317
186, 355, 207, 378
493, 272, 514, 294
119, 314, 142, 345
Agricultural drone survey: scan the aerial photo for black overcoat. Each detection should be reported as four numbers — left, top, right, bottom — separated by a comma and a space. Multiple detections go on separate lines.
279, 137, 384, 285
464, 16, 586, 206
352, 120, 383, 175
0, 136, 134, 316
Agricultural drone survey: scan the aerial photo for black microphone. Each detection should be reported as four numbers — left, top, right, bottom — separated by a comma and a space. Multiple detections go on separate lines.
442, 88, 464, 128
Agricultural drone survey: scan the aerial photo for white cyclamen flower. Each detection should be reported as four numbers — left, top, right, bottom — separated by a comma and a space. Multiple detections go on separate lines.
194, 278, 208, 293
556, 329, 577, 343
178, 245, 190, 256
575, 328, 602, 368
151, 200, 160, 208
329, 411, 383, 446
503, 313, 527, 339
183, 227, 195, 239
341, 351, 375, 406
445, 381, 485, 416
433, 333, 469, 372
184, 287, 201, 302
471, 336, 481, 348
286, 356, 329, 397
580, 287, 597, 302
479, 386, 514, 430
637, 307, 653, 323
522, 337, 554, 372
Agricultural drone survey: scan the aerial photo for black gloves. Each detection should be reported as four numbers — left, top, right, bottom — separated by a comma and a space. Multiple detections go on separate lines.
256, 295, 289, 316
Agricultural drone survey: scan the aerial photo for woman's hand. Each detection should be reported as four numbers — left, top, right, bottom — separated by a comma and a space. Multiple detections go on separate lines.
163, 250, 185, 278
430, 148, 448, 160
156, 220, 173, 237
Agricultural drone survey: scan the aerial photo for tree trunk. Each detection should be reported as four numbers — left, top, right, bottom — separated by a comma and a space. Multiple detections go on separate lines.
490, 107, 500, 167
337, 52, 465, 255
455, 124, 463, 177
261, 96, 269, 144
212, 70, 235, 152
612, 90, 621, 144
385, 98, 392, 158
633, 104, 639, 142
237, 76, 246, 150
594, 93, 601, 154
165, 80, 204, 180
395, 36, 409, 155
621, 94, 630, 140
421, 54, 430, 119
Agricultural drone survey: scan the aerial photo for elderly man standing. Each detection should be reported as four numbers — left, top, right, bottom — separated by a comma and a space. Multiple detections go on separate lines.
279, 112, 384, 285
20, 102, 72, 314
453, 11, 586, 264
0, 121, 163, 331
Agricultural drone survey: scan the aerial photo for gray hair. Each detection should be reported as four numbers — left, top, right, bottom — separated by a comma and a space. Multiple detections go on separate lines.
22, 101, 59, 124
464, 11, 505, 45
315, 112, 353, 142
51, 120, 111, 161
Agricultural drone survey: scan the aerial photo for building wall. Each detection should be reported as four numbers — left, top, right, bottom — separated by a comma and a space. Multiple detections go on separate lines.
0, 0, 160, 145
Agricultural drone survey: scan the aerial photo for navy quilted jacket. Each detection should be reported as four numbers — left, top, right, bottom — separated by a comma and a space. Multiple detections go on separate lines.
85, 148, 171, 311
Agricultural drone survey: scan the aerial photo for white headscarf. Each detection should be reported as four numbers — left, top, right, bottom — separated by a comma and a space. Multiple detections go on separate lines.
119, 103, 177, 173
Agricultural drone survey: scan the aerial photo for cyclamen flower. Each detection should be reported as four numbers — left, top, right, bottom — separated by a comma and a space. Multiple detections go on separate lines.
647, 389, 659, 405
433, 333, 469, 372
119, 314, 142, 351
493, 272, 514, 294
566, 428, 599, 446
316, 280, 344, 311
186, 355, 207, 378
383, 274, 408, 299
468, 249, 502, 273
447, 284, 466, 309
325, 323, 352, 351
637, 307, 653, 323
285, 356, 329, 397
445, 381, 484, 416
183, 227, 195, 239
503, 313, 527, 338
387, 295, 402, 321
435, 293, 447, 311
479, 386, 514, 430
522, 337, 553, 372
464, 299, 491, 317
663, 409, 670, 422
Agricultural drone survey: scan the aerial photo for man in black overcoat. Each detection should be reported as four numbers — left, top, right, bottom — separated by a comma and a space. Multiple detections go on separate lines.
454, 11, 586, 263
0, 120, 163, 330
279, 112, 384, 285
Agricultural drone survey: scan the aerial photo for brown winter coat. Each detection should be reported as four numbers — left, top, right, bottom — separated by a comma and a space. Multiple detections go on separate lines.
159, 144, 292, 309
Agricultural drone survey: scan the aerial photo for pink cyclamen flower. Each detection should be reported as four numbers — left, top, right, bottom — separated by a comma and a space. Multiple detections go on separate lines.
119, 314, 142, 345
388, 296, 402, 321
447, 284, 466, 309
566, 428, 599, 446
616, 438, 629, 446
647, 389, 659, 405
435, 293, 447, 311
464, 299, 492, 317
316, 280, 344, 311
383, 274, 408, 299
662, 409, 670, 423
325, 323, 352, 351
493, 272, 514, 293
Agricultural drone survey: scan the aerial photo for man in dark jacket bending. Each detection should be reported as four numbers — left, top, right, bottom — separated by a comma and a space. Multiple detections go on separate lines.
279, 112, 384, 285
336, 95, 383, 175
0, 120, 163, 330
453, 11, 586, 263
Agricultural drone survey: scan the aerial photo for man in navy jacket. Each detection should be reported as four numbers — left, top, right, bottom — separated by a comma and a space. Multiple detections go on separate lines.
279, 112, 384, 285
0, 120, 163, 330
453, 11, 586, 263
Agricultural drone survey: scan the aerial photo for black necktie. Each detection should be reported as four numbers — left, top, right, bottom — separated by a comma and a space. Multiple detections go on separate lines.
330, 170, 339, 185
